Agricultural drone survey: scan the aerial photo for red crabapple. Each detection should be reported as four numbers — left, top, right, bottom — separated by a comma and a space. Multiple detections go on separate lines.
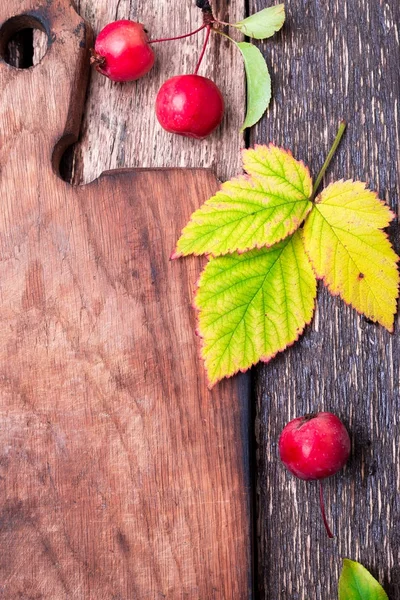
155, 74, 224, 139
279, 412, 351, 537
91, 20, 155, 82
279, 412, 350, 480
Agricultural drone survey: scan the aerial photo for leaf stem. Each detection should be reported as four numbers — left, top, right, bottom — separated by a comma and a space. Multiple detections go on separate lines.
319, 480, 334, 539
149, 24, 207, 44
194, 25, 212, 75
214, 29, 237, 44
310, 120, 347, 202
213, 19, 234, 27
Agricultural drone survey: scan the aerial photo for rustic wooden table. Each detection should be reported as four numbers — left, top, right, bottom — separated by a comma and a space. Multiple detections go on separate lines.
1, 0, 399, 598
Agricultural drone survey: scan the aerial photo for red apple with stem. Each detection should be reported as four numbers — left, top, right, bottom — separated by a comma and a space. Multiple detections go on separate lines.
91, 20, 155, 82
90, 0, 283, 136
279, 412, 351, 538
155, 73, 224, 139
155, 25, 225, 139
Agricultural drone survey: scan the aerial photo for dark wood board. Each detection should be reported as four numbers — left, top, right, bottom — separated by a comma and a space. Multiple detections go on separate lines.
251, 0, 400, 598
0, 1, 252, 598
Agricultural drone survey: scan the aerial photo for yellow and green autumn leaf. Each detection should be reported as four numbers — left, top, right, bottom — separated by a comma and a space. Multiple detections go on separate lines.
174, 133, 399, 385
174, 146, 312, 258
303, 180, 399, 331
195, 231, 317, 387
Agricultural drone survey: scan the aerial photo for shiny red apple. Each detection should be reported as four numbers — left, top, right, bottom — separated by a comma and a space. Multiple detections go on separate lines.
279, 412, 351, 480
92, 20, 155, 82
155, 74, 224, 139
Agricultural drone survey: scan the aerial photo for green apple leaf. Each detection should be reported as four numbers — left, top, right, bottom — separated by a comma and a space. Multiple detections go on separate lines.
173, 145, 312, 258
339, 559, 389, 600
233, 4, 285, 39
237, 42, 271, 131
303, 180, 399, 331
195, 230, 317, 387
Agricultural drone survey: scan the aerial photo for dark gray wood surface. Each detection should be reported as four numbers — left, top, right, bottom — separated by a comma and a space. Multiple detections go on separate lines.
250, 0, 400, 598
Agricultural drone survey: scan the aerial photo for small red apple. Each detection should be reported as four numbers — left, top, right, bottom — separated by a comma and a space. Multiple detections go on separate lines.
155, 74, 224, 139
91, 20, 155, 82
279, 412, 350, 480
279, 412, 351, 538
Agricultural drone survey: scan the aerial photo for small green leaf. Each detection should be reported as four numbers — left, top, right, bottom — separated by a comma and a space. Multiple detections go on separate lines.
195, 230, 316, 386
237, 42, 271, 131
339, 559, 389, 600
234, 4, 285, 39
174, 145, 312, 257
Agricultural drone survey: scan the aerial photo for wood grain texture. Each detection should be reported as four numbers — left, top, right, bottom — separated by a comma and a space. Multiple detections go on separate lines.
251, 0, 400, 598
0, 1, 252, 598
67, 0, 246, 184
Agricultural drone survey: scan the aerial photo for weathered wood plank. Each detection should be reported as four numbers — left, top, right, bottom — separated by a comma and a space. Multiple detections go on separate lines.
0, 0, 252, 598
250, 0, 400, 598
70, 0, 246, 184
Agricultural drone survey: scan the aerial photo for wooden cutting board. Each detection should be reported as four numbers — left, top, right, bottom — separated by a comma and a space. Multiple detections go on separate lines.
0, 1, 251, 598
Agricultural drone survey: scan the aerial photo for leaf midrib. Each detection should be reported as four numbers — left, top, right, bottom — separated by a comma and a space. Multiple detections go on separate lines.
313, 206, 393, 311
203, 242, 290, 376
183, 200, 309, 251
318, 198, 390, 224
245, 151, 310, 197
216, 183, 310, 207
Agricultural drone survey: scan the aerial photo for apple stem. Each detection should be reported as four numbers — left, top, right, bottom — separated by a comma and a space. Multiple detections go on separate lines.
149, 24, 207, 44
89, 49, 106, 70
310, 120, 347, 202
193, 25, 212, 75
319, 480, 334, 539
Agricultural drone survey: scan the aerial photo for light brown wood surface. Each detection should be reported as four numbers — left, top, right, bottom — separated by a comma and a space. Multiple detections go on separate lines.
0, 1, 251, 598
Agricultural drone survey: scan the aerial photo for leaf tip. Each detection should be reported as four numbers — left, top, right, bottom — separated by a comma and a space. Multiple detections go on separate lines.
170, 249, 180, 260
206, 375, 218, 390
384, 320, 395, 334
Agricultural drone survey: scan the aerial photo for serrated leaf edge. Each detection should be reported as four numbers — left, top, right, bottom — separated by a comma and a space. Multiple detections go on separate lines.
172, 181, 312, 259
315, 179, 397, 224
172, 144, 313, 260
242, 144, 313, 195
303, 196, 399, 332
192, 249, 317, 388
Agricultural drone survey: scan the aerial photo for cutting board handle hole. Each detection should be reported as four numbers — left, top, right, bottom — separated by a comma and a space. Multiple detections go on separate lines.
0, 16, 48, 69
